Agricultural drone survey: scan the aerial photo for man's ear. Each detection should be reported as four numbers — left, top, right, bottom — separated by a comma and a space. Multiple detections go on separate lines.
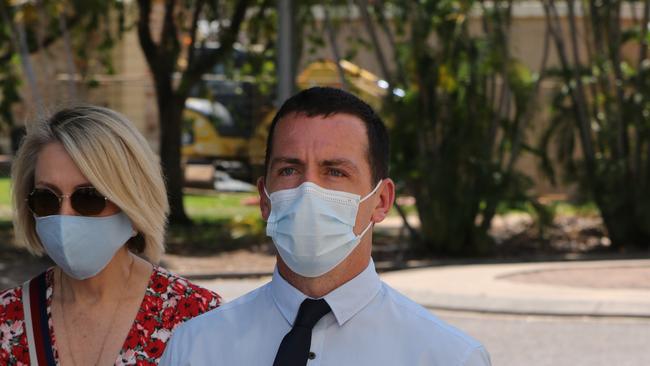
371, 178, 396, 223
257, 177, 271, 221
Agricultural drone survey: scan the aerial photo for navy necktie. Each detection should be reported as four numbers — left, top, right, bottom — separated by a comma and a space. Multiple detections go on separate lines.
273, 298, 332, 366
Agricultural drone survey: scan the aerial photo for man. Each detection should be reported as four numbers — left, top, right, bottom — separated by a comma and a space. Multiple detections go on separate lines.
160, 87, 491, 365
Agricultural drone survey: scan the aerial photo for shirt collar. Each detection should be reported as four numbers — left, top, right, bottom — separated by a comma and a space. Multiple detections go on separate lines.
270, 260, 382, 327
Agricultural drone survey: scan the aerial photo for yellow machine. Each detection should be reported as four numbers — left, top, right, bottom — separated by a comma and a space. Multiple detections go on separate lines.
296, 60, 388, 111
181, 60, 388, 180
182, 100, 250, 159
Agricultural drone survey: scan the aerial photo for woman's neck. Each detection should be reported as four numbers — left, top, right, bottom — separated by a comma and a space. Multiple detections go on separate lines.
58, 248, 147, 305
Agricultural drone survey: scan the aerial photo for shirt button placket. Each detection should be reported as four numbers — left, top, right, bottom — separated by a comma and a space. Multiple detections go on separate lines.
308, 316, 330, 365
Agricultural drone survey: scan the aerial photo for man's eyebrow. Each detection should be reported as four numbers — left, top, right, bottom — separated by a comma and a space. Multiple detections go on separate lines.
270, 157, 304, 167
320, 158, 360, 172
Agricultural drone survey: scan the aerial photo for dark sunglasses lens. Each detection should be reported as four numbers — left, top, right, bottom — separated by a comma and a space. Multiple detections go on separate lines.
28, 189, 60, 216
71, 188, 106, 215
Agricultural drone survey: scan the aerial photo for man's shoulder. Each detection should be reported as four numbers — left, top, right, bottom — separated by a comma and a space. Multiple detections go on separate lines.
379, 282, 489, 364
171, 283, 269, 335
161, 283, 272, 365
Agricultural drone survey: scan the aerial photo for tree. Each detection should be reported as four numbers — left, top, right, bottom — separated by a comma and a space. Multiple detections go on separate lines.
0, 0, 124, 131
2, 1, 280, 226
136, 0, 252, 224
343, 0, 547, 255
540, 0, 650, 250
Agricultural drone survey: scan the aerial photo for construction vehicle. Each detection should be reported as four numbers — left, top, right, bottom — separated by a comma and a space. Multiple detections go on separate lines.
181, 60, 389, 186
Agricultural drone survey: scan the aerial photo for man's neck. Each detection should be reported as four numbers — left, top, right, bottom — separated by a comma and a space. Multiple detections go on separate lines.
277, 241, 372, 298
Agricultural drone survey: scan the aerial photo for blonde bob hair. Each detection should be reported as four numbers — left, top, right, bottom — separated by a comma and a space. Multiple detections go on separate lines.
12, 105, 169, 263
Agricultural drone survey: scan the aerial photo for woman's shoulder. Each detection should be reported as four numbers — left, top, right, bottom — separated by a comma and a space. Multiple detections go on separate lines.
147, 266, 222, 314
0, 285, 27, 363
0, 285, 22, 302
0, 285, 23, 322
0, 268, 53, 323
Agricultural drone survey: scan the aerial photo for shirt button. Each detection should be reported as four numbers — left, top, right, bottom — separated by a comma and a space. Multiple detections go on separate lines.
308, 352, 316, 360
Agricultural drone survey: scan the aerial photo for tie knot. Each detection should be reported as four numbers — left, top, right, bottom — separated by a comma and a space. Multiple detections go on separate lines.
294, 298, 331, 329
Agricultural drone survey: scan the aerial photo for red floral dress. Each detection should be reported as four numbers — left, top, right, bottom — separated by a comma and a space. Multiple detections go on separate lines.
0, 266, 221, 365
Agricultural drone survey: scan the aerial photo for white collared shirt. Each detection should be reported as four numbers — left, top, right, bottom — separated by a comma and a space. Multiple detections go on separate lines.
160, 261, 491, 366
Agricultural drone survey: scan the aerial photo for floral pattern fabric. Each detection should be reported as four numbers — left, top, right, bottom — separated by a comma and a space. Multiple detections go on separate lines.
0, 266, 221, 365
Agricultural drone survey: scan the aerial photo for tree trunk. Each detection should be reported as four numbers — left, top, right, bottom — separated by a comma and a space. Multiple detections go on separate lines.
322, 4, 348, 90
157, 89, 191, 225
0, 3, 43, 113
58, 11, 78, 100
597, 195, 650, 250
356, 0, 391, 83
137, 0, 250, 226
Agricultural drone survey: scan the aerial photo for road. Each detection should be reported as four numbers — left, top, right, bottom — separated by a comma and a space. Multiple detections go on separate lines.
438, 310, 650, 366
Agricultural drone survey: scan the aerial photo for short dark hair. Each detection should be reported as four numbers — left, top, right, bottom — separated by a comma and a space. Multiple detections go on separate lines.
264, 87, 389, 184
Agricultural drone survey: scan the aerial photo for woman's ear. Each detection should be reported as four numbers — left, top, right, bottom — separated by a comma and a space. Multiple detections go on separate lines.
371, 178, 396, 223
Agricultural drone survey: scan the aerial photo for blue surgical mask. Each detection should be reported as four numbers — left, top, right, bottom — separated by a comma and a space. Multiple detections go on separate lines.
35, 212, 134, 280
265, 181, 382, 277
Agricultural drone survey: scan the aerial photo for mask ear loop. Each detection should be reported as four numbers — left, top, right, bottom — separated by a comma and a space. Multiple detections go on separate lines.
356, 179, 384, 238
356, 219, 375, 240
360, 179, 383, 203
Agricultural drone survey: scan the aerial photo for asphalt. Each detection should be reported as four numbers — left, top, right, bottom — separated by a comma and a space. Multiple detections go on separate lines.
195, 258, 650, 318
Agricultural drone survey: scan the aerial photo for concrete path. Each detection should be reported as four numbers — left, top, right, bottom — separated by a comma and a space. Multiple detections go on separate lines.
381, 259, 650, 318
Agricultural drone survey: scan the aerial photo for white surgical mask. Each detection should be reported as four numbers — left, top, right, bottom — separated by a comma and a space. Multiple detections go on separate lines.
265, 180, 382, 277
35, 212, 134, 280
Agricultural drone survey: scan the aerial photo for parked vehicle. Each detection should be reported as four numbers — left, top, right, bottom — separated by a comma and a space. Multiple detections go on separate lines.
213, 170, 256, 192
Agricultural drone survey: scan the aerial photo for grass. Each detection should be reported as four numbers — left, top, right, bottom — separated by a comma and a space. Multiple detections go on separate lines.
0, 178, 10, 207
0, 176, 602, 255
0, 176, 601, 222
0, 177, 598, 223
183, 191, 260, 220
549, 201, 600, 216
495, 200, 600, 217
0, 178, 265, 254
0, 178, 259, 221
172, 191, 266, 255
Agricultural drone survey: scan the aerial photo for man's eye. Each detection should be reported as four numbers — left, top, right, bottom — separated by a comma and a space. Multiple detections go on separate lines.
279, 167, 296, 176
328, 168, 345, 177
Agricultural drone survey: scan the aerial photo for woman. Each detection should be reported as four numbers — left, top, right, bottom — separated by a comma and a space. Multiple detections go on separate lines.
0, 106, 221, 365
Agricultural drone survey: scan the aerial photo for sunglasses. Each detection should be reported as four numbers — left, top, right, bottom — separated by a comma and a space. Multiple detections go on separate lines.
27, 187, 109, 217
